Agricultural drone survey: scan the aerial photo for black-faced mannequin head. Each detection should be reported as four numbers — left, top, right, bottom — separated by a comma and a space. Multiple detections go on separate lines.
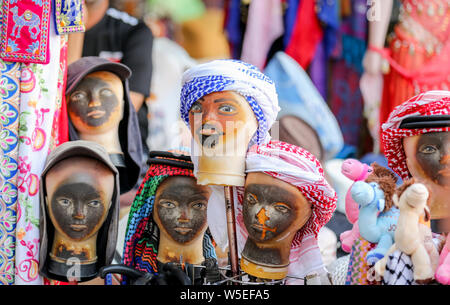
153, 176, 211, 244
67, 71, 124, 135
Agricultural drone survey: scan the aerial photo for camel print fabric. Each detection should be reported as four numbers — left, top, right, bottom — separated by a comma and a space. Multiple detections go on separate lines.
0, 0, 51, 64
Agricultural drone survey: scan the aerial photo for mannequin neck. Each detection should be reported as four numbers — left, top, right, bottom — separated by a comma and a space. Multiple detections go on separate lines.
50, 231, 98, 264
78, 128, 123, 155
156, 231, 205, 265
240, 235, 294, 280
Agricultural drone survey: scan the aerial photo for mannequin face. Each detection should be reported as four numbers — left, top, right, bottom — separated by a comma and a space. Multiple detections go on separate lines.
404, 131, 450, 218
188, 91, 257, 151
243, 172, 312, 242
68, 71, 124, 134
45, 157, 114, 241
153, 176, 211, 244
415, 132, 450, 187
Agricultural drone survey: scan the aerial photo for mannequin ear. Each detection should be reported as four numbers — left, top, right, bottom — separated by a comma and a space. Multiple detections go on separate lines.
377, 198, 385, 212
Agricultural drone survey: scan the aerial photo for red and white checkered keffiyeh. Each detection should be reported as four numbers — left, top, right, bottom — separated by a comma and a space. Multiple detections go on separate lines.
381, 90, 450, 180
245, 140, 337, 247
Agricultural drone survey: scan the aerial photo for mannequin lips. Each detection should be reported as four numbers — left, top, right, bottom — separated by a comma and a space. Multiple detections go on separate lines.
87, 109, 106, 119
174, 227, 193, 235
70, 224, 88, 231
196, 124, 224, 149
438, 168, 450, 177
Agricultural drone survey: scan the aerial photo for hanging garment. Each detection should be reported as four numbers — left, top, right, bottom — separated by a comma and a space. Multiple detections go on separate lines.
14, 22, 61, 285
0, 0, 51, 64
54, 0, 85, 35
374, 0, 450, 141
240, 0, 284, 70
285, 0, 323, 69
224, 0, 245, 59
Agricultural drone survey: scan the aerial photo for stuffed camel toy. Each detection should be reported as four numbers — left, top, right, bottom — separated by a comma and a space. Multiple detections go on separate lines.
374, 179, 440, 284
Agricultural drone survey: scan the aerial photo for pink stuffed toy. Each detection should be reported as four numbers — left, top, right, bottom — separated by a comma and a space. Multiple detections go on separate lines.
340, 159, 373, 253
436, 234, 450, 285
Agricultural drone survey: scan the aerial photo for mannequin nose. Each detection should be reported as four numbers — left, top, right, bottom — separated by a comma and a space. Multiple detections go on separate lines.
178, 207, 191, 223
88, 97, 101, 107
73, 203, 85, 219
441, 153, 450, 164
256, 207, 269, 225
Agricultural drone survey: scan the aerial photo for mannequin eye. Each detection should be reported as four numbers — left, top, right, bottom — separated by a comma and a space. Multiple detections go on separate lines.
191, 201, 207, 210
100, 88, 114, 97
419, 144, 438, 154
57, 198, 71, 206
88, 200, 101, 208
70, 91, 87, 102
190, 102, 203, 113
218, 104, 236, 114
246, 193, 257, 204
273, 202, 291, 214
159, 200, 176, 208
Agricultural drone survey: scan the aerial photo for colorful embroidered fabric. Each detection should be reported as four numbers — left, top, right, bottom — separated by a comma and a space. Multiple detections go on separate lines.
381, 90, 450, 180
0, 60, 20, 285
345, 236, 378, 285
54, 0, 85, 35
180, 59, 280, 146
14, 24, 61, 285
0, 0, 51, 64
122, 157, 217, 284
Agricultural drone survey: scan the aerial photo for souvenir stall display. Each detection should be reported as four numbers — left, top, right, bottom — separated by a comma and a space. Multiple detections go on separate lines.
65, 56, 143, 194
38, 140, 120, 283
179, 59, 280, 279
363, 0, 450, 146
120, 150, 220, 285
240, 141, 337, 283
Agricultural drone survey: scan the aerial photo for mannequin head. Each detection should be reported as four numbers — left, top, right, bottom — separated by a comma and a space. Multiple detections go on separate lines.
153, 176, 211, 245
180, 59, 280, 186
38, 140, 120, 283
381, 91, 450, 220
68, 71, 124, 136
239, 141, 337, 280
188, 91, 258, 186
243, 172, 312, 243
189, 91, 257, 151
403, 131, 450, 218
45, 156, 114, 260
241, 172, 312, 279
122, 151, 217, 274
